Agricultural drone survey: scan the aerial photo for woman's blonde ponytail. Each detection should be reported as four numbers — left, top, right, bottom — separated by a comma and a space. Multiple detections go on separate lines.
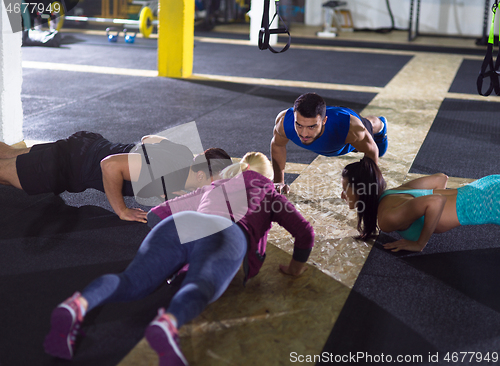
220, 152, 273, 180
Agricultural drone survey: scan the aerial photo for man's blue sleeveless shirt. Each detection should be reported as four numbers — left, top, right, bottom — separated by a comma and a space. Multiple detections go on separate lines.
283, 106, 361, 156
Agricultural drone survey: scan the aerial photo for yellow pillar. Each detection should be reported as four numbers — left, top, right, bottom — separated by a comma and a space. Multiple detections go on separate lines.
157, 0, 194, 78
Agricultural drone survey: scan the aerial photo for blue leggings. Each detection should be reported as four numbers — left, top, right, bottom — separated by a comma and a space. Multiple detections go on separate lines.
456, 175, 500, 226
81, 212, 248, 327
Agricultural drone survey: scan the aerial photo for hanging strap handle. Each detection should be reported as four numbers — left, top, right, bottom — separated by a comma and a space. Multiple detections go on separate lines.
477, 0, 500, 96
258, 0, 291, 53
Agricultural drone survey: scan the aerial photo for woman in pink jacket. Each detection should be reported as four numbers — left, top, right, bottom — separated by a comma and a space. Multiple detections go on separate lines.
44, 152, 314, 366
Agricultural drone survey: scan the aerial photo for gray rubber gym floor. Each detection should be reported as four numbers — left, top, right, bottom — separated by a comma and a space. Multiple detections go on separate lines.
3, 25, 499, 365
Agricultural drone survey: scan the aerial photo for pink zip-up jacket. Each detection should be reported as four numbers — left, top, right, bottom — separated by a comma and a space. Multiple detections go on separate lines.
148, 170, 315, 280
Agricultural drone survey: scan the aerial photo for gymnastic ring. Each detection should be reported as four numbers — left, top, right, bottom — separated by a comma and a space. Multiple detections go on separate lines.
139, 6, 153, 39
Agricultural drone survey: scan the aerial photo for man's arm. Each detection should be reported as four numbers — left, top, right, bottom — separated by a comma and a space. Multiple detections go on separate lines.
270, 110, 290, 193
344, 115, 379, 165
100, 153, 148, 223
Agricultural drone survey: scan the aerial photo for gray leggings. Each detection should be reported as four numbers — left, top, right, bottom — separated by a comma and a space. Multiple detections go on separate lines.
81, 212, 248, 327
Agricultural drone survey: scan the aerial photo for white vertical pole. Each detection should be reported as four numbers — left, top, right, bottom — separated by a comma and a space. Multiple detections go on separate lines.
0, 2, 23, 144
249, 0, 277, 46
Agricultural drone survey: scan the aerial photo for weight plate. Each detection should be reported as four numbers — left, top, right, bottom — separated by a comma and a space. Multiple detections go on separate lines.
139, 6, 153, 38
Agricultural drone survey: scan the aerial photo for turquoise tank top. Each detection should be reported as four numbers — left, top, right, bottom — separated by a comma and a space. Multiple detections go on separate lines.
282, 106, 361, 156
378, 189, 434, 241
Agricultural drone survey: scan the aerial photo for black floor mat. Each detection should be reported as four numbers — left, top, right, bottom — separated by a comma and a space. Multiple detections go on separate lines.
449, 59, 484, 95
192, 30, 486, 56
0, 186, 180, 365
321, 225, 500, 365
409, 98, 500, 179
192, 41, 412, 88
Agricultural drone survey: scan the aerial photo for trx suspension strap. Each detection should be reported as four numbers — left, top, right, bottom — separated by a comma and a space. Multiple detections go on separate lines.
141, 143, 168, 201
477, 0, 500, 96
258, 0, 291, 53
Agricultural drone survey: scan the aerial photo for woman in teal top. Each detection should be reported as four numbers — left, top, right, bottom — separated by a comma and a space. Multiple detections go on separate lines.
341, 157, 500, 252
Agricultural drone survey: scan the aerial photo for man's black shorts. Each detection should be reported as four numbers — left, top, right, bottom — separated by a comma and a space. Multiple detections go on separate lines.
16, 131, 135, 195
360, 117, 374, 137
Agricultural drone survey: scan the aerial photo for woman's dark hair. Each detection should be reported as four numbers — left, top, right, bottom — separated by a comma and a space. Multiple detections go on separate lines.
293, 93, 326, 119
191, 148, 232, 178
341, 157, 386, 240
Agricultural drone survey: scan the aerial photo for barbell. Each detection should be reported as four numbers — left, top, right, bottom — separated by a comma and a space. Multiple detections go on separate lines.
64, 6, 157, 38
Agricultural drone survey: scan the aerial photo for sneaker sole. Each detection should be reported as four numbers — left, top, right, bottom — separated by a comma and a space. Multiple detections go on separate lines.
43, 305, 75, 360
375, 117, 388, 138
145, 321, 188, 366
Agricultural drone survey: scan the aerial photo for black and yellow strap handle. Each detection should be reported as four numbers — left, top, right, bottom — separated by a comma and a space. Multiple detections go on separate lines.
477, 0, 500, 96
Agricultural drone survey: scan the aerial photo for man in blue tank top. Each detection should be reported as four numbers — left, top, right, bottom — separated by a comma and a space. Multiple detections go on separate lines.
271, 93, 388, 193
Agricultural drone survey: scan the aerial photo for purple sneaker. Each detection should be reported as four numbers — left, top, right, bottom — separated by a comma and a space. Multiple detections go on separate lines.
43, 292, 84, 359
145, 308, 188, 366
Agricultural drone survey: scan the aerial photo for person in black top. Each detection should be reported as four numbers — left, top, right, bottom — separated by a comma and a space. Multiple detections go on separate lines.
0, 131, 232, 223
